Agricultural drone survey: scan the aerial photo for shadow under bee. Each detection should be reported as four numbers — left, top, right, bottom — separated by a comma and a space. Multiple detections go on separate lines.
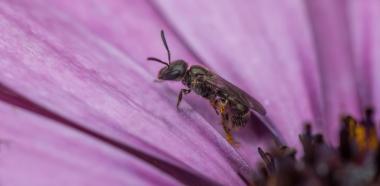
236, 112, 283, 145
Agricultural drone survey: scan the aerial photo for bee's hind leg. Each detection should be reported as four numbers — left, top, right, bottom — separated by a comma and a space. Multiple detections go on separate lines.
221, 114, 239, 146
210, 97, 221, 115
210, 97, 228, 115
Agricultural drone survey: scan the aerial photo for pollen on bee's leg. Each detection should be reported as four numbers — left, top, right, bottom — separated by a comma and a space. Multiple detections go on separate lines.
219, 106, 225, 114
226, 136, 240, 147
226, 133, 234, 143
209, 99, 220, 115
218, 100, 228, 114
211, 98, 227, 115
222, 125, 239, 147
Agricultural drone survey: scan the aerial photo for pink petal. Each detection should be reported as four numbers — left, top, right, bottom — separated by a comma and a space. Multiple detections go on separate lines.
305, 0, 361, 143
0, 85, 224, 186
0, 101, 181, 186
348, 1, 380, 126
0, 1, 247, 185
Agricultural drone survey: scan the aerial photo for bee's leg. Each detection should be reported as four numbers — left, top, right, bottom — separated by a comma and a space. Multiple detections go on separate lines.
215, 98, 228, 114
209, 97, 220, 115
221, 114, 237, 145
211, 97, 228, 115
176, 89, 191, 109
223, 126, 234, 144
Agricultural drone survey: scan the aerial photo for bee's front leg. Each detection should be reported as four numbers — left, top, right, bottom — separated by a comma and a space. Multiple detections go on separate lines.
176, 89, 191, 109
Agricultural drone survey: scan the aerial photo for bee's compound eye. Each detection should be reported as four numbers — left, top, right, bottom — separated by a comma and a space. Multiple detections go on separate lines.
158, 61, 188, 80
165, 70, 182, 79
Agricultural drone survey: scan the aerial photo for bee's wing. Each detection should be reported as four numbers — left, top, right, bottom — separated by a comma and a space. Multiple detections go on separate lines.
207, 73, 267, 116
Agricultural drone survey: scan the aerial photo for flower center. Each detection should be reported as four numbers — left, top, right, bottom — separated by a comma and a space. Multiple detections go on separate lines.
252, 107, 380, 186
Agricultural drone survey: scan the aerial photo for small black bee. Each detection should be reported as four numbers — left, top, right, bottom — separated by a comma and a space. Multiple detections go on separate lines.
148, 30, 267, 144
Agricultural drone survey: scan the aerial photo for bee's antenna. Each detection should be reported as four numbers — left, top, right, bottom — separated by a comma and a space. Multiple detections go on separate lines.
147, 57, 169, 67
160, 30, 171, 64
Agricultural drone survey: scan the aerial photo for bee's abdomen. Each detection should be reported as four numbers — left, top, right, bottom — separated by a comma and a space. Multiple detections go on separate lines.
231, 114, 249, 128
230, 103, 250, 128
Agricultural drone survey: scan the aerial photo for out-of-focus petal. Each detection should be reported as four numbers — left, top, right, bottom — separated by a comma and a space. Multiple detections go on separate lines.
372, 15, 380, 127
0, 84, 224, 186
0, 1, 246, 185
0, 101, 181, 186
348, 1, 380, 126
305, 0, 361, 143
153, 0, 319, 150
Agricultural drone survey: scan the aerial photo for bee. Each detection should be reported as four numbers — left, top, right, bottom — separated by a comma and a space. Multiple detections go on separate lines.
148, 30, 267, 144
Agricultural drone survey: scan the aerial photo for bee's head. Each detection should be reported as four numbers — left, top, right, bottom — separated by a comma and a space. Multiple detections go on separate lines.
156, 60, 188, 80
148, 30, 188, 81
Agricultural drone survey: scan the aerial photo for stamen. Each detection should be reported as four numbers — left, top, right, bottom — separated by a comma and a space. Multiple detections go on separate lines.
252, 107, 380, 186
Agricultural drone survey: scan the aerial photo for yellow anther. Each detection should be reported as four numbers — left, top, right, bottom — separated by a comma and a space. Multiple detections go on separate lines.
348, 121, 379, 151
348, 118, 357, 139
354, 125, 366, 151
368, 128, 378, 150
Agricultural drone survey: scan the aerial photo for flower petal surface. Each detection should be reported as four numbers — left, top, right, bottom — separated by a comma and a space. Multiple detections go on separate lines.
305, 0, 361, 143
348, 1, 380, 126
0, 101, 181, 186
0, 1, 247, 185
